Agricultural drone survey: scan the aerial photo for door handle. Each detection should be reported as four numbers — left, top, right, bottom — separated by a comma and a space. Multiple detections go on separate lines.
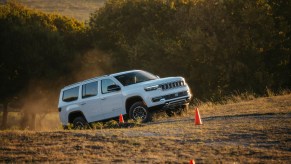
101, 97, 106, 100
80, 103, 86, 105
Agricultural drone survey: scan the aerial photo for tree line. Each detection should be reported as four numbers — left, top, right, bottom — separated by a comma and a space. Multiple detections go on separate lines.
0, 1, 87, 128
89, 0, 290, 100
0, 0, 290, 128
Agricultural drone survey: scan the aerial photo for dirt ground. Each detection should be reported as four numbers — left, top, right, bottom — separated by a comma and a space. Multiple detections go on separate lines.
0, 94, 290, 163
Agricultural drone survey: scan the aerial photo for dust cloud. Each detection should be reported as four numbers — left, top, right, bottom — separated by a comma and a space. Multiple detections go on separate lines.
73, 49, 114, 81
5, 49, 113, 130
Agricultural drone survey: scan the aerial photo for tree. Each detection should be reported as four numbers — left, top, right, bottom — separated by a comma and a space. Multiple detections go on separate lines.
89, 0, 290, 100
0, 1, 86, 129
265, 0, 291, 91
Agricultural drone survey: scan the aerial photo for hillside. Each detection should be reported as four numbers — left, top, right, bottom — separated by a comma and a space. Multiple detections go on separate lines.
1, 94, 290, 163
18, 0, 105, 21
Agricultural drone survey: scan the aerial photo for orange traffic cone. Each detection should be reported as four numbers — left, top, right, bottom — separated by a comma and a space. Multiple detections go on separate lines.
190, 159, 195, 164
119, 114, 124, 124
195, 108, 202, 125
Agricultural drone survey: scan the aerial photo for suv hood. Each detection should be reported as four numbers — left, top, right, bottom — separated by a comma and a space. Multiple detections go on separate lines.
125, 77, 185, 88
144, 77, 184, 86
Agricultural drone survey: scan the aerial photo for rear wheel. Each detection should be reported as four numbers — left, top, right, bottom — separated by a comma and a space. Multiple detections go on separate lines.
129, 101, 152, 123
72, 116, 89, 129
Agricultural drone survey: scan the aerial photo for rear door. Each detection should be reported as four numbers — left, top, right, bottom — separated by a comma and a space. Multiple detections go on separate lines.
80, 81, 104, 122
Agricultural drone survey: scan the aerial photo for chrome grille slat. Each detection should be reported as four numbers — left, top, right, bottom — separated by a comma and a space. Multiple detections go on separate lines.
159, 80, 185, 90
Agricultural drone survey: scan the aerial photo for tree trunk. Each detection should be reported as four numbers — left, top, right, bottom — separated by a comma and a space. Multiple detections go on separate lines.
1, 102, 8, 129
30, 113, 36, 130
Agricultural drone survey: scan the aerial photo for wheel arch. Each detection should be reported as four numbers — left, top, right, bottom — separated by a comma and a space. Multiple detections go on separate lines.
68, 111, 87, 124
125, 96, 144, 114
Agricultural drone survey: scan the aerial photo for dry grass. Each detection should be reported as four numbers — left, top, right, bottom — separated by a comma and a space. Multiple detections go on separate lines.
199, 93, 291, 117
3, 1, 290, 162
18, 0, 105, 22
0, 94, 290, 163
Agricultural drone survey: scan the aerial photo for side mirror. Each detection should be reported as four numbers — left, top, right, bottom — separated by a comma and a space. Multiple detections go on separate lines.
107, 84, 121, 92
156, 75, 160, 79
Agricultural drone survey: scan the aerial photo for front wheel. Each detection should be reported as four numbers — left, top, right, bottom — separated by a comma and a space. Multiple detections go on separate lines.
129, 101, 152, 123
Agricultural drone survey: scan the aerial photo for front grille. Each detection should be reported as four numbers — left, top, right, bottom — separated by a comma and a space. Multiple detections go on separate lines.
159, 80, 185, 90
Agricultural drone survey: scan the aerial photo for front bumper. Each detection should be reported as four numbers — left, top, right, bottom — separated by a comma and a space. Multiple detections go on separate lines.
163, 97, 191, 109
151, 91, 189, 102
148, 96, 191, 112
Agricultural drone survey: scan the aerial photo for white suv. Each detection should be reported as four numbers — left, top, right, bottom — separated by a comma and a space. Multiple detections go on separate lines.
58, 70, 192, 128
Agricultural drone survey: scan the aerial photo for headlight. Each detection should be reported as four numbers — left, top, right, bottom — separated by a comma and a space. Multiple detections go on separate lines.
144, 85, 159, 91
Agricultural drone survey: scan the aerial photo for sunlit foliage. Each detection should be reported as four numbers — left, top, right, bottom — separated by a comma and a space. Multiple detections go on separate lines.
89, 0, 290, 100
0, 1, 86, 102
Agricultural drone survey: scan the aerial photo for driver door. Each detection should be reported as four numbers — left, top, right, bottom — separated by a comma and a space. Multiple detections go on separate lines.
100, 78, 123, 119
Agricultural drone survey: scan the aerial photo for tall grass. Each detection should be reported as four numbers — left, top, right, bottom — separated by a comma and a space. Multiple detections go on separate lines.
193, 89, 291, 114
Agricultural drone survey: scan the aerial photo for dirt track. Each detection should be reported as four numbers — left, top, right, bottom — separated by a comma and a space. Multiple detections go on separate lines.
0, 94, 291, 163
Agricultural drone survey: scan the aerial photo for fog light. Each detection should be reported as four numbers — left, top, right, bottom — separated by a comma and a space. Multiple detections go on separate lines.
152, 96, 164, 102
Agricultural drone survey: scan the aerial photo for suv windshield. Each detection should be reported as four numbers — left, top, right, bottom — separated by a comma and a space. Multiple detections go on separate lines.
114, 70, 158, 86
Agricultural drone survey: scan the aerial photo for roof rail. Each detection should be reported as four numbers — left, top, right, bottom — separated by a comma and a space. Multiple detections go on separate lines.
82, 75, 108, 83
63, 75, 108, 89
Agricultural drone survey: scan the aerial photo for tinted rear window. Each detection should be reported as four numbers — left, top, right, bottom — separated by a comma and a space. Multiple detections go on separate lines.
62, 87, 79, 102
82, 81, 98, 98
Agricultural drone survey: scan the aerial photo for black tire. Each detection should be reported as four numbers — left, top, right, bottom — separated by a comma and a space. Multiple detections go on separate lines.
129, 101, 152, 123
63, 125, 69, 130
72, 116, 89, 129
166, 104, 189, 117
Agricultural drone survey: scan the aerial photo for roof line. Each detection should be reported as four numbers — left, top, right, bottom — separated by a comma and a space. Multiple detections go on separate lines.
64, 75, 108, 89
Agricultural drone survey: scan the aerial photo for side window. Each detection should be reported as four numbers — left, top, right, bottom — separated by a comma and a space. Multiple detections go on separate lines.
82, 81, 98, 98
62, 87, 79, 102
101, 79, 116, 94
